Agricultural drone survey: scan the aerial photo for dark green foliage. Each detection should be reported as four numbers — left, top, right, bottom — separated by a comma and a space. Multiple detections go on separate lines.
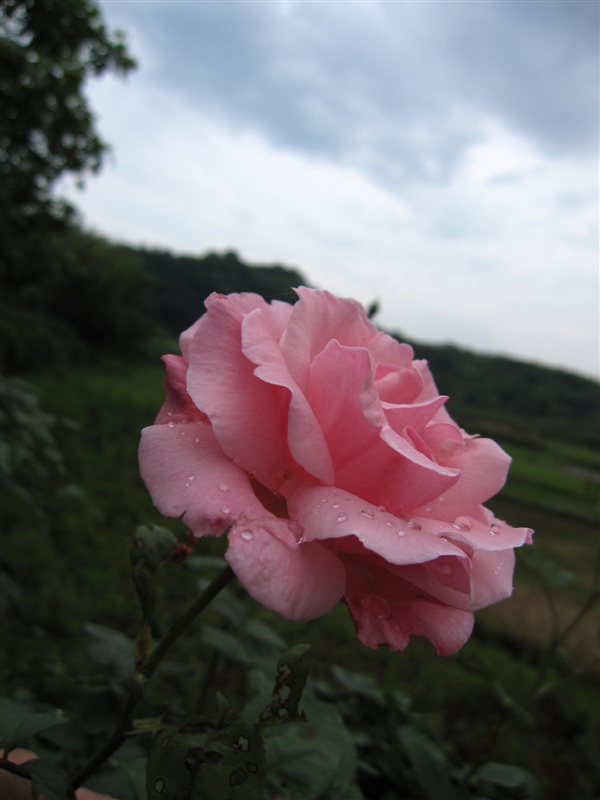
0, 0, 135, 225
0, 225, 159, 372
138, 247, 306, 335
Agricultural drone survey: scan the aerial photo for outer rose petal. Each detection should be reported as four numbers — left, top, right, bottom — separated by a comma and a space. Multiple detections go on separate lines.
156, 354, 208, 424
342, 558, 475, 655
287, 485, 468, 564
139, 422, 268, 536
469, 549, 516, 609
186, 293, 289, 489
225, 519, 346, 620
415, 436, 512, 518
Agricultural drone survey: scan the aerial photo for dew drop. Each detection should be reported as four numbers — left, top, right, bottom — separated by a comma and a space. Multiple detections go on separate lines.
332, 502, 341, 510
167, 411, 172, 417
167, 421, 176, 428
240, 529, 253, 541
386, 521, 394, 528
332, 489, 339, 496
194, 437, 200, 443
180, 431, 186, 437
187, 475, 195, 482
377, 505, 386, 512
221, 505, 230, 514
319, 497, 328, 504
452, 515, 472, 531
336, 513, 349, 523
217, 483, 229, 492
407, 519, 421, 531
397, 530, 406, 537
425, 506, 433, 513
360, 507, 375, 519
490, 524, 501, 535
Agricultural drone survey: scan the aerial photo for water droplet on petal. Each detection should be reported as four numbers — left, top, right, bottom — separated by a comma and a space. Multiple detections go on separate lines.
377, 505, 386, 512
332, 502, 341, 509
336, 513, 348, 523
386, 521, 394, 528
221, 505, 230, 514
167, 411, 172, 417
397, 530, 406, 537
319, 497, 328, 504
407, 519, 421, 530
240, 529, 253, 541
425, 506, 433, 513
187, 475, 195, 482
360, 507, 375, 519
180, 431, 186, 437
194, 437, 200, 444
452, 515, 472, 531
490, 524, 501, 535
217, 483, 229, 492
167, 421, 176, 428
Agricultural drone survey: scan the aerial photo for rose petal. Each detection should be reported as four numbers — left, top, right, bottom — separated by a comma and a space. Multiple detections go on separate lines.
155, 355, 208, 425
139, 421, 268, 536
282, 287, 379, 392
287, 484, 468, 565
306, 340, 459, 513
226, 519, 346, 620
342, 556, 474, 654
242, 307, 334, 484
469, 548, 517, 609
383, 395, 449, 435
186, 293, 288, 489
414, 436, 512, 518
412, 514, 533, 553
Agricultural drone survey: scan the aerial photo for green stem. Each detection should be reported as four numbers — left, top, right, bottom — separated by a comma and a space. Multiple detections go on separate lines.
142, 566, 235, 681
70, 565, 235, 790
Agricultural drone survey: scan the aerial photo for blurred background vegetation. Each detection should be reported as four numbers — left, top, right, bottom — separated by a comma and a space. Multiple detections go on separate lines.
1, 1, 598, 798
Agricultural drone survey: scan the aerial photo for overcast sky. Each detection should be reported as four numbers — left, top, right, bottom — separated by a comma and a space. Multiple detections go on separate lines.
64, 0, 599, 378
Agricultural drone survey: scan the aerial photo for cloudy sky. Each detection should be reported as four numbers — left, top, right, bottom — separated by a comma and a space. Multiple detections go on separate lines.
64, 0, 599, 378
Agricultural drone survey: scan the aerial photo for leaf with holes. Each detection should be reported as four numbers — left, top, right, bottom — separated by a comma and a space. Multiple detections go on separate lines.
146, 713, 265, 800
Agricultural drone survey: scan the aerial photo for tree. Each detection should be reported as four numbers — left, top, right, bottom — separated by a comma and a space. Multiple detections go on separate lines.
0, 0, 139, 371
0, 0, 135, 233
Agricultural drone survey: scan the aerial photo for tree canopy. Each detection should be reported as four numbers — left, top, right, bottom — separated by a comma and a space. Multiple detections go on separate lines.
0, 0, 135, 229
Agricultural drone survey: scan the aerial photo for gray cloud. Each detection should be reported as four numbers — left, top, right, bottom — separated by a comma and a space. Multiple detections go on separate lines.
105, 0, 598, 191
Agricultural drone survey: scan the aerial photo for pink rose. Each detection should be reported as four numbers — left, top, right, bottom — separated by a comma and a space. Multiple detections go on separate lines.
139, 288, 532, 655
